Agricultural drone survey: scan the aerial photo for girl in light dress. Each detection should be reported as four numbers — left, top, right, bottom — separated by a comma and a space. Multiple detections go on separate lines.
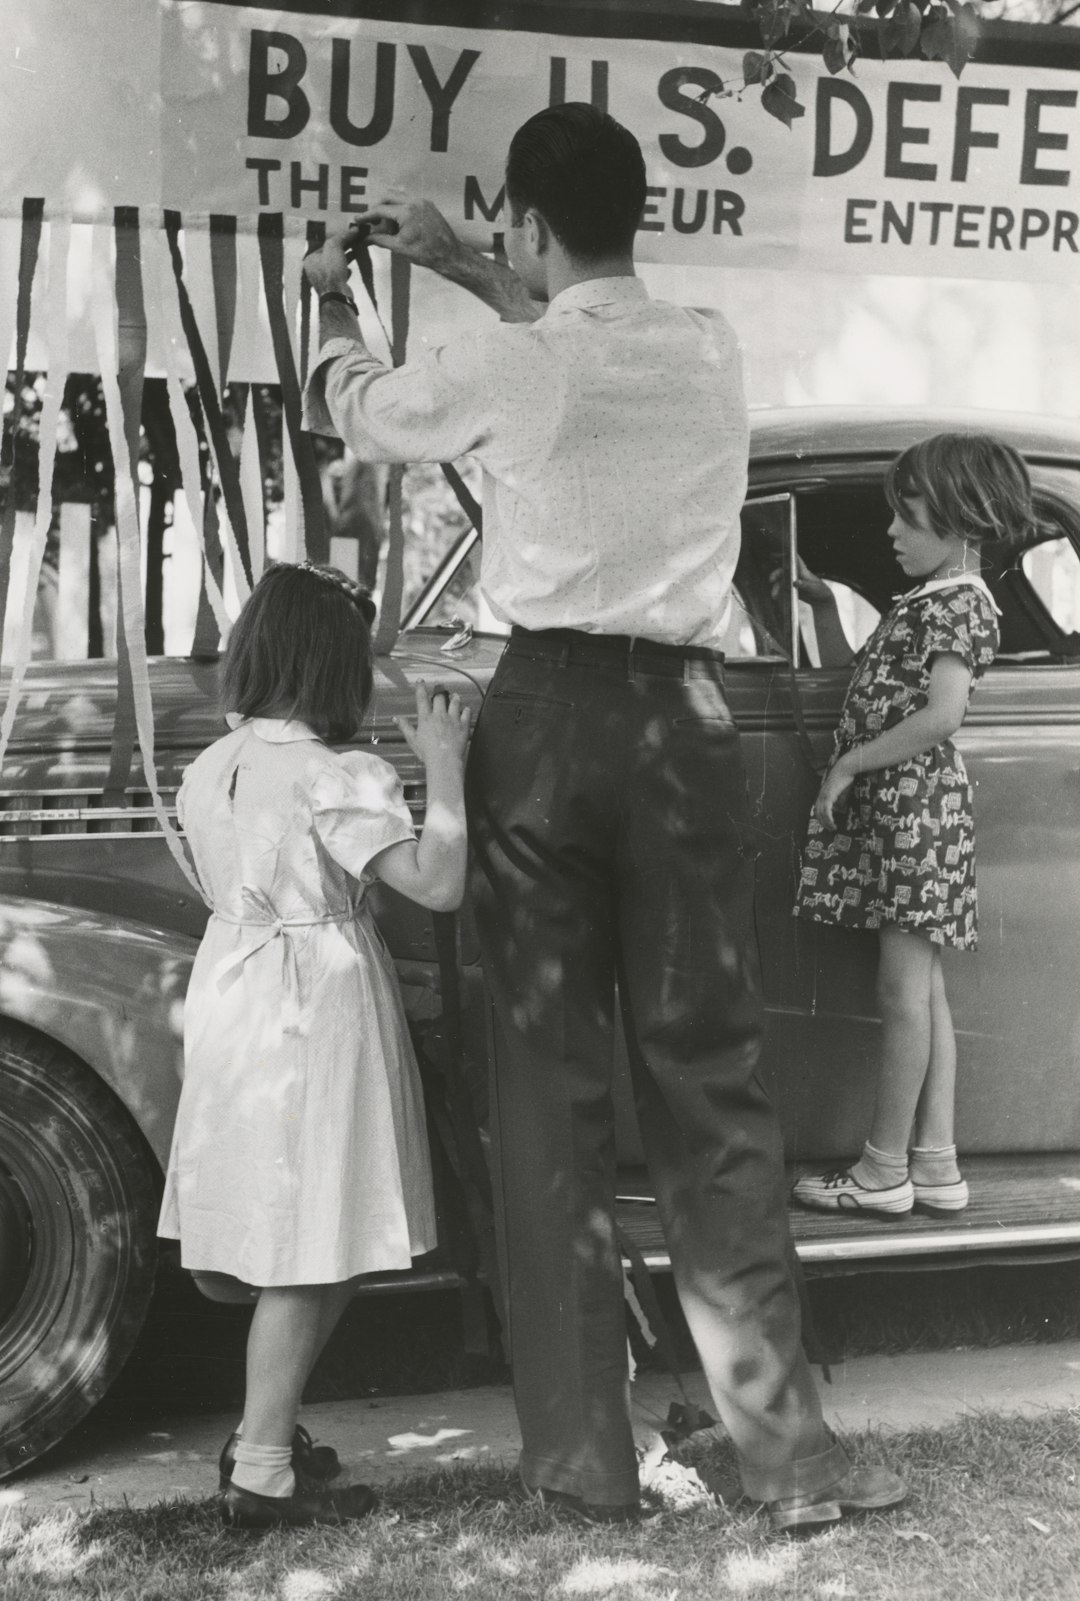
158, 562, 470, 1529
792, 434, 1033, 1221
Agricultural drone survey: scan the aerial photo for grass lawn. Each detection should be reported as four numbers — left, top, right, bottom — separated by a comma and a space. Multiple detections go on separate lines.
3, 1411, 1078, 1601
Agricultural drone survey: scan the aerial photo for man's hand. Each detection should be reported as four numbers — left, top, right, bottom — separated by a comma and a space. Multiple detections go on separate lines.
302, 232, 352, 297
355, 198, 467, 278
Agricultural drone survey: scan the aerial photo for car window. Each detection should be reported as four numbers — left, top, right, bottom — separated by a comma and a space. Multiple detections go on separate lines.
1020, 537, 1080, 637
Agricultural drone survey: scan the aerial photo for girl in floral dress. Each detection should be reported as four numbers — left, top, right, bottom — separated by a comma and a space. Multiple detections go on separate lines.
792, 433, 1034, 1220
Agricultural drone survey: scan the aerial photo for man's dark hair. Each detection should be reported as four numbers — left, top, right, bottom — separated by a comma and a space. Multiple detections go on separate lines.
223, 562, 375, 743
505, 102, 647, 261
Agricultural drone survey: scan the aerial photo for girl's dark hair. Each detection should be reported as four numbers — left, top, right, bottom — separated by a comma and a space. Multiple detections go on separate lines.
885, 431, 1035, 547
222, 563, 375, 743
505, 102, 647, 261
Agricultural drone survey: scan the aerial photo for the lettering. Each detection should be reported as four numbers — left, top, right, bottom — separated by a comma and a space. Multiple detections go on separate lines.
885, 83, 941, 182
248, 30, 310, 140
330, 39, 395, 147
951, 88, 1009, 183
954, 203, 985, 247
407, 46, 481, 153
549, 57, 609, 112
464, 176, 505, 223
657, 68, 727, 169
814, 80, 873, 179
246, 157, 281, 206
844, 198, 876, 243
640, 185, 666, 231
1021, 89, 1076, 186
341, 166, 368, 212
672, 187, 708, 233
839, 198, 1078, 253
291, 161, 329, 210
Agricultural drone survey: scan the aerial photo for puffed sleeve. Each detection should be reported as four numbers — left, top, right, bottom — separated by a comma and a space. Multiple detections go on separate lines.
920, 590, 1000, 679
311, 752, 417, 881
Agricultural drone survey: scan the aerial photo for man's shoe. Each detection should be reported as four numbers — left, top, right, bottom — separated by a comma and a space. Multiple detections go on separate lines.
912, 1177, 969, 1217
769, 1465, 908, 1534
221, 1479, 377, 1531
219, 1424, 341, 1491
525, 1485, 641, 1525
792, 1167, 914, 1219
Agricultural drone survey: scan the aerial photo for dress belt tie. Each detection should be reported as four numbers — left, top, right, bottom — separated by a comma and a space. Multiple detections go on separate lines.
210, 898, 356, 1035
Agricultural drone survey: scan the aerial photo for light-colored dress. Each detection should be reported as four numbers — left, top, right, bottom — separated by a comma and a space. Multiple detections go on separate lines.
157, 717, 437, 1286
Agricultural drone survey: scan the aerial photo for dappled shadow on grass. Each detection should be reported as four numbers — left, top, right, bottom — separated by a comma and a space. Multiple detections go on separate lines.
3, 1412, 1080, 1601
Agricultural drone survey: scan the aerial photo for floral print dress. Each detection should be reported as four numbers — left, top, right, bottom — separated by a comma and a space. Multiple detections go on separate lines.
795, 577, 1000, 950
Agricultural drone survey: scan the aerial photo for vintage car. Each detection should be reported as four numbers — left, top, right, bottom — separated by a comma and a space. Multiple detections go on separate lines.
2, 405, 1079, 1477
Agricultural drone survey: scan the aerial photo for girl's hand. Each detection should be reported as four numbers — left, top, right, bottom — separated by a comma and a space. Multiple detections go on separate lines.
771, 554, 834, 609
396, 682, 471, 771
814, 755, 857, 829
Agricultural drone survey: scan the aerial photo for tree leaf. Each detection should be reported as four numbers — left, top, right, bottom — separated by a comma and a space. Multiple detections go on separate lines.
921, 4, 980, 75
823, 33, 848, 73
881, 0, 924, 54
743, 49, 768, 84
761, 73, 806, 127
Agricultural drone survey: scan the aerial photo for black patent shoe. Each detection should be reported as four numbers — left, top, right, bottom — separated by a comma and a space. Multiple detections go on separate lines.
221, 1478, 377, 1531
219, 1424, 341, 1490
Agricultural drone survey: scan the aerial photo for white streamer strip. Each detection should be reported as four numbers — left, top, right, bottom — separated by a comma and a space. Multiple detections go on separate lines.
283, 229, 307, 560
0, 221, 70, 774
90, 225, 207, 903
144, 226, 231, 638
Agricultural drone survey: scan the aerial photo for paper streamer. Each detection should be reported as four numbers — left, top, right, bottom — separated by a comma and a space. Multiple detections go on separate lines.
372, 253, 412, 658
164, 210, 253, 591
440, 461, 483, 537
91, 228, 207, 903
0, 221, 70, 776
208, 215, 238, 392
257, 214, 326, 563
0, 197, 44, 659
145, 226, 230, 638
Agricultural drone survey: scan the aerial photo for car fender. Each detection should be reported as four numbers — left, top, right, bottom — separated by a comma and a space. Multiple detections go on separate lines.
0, 894, 193, 1170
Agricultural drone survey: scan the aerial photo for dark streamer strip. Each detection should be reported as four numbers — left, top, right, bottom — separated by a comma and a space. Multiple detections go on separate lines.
0, 197, 44, 657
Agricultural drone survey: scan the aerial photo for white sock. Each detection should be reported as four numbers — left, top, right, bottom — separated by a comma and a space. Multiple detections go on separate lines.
231, 1440, 295, 1500
910, 1144, 962, 1186
851, 1141, 908, 1190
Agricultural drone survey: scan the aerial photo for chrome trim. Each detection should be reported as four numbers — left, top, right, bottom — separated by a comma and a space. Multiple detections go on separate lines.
625, 1220, 1080, 1273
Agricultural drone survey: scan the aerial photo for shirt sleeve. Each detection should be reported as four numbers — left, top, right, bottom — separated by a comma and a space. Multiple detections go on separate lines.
302, 330, 493, 464
311, 752, 417, 882
920, 591, 1000, 678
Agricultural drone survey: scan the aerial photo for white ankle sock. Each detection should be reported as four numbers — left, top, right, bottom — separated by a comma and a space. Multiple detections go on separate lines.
910, 1144, 962, 1186
231, 1440, 295, 1499
851, 1141, 908, 1190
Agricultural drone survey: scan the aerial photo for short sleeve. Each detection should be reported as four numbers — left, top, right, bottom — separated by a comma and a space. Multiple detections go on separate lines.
920, 590, 1000, 680
311, 752, 416, 881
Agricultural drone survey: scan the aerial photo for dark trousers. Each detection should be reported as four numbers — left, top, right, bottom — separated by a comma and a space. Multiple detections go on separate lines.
465, 628, 847, 1505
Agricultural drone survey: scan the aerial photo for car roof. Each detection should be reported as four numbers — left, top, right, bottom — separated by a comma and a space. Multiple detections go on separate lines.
748, 407, 1080, 467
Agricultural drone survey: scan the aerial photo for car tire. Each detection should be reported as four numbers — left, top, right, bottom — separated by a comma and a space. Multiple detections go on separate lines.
0, 1020, 160, 1479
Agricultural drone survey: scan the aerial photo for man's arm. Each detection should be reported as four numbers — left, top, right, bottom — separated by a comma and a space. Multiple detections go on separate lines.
358, 200, 542, 324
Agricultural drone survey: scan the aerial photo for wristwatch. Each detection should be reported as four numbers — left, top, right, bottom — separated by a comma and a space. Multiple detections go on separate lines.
318, 290, 359, 314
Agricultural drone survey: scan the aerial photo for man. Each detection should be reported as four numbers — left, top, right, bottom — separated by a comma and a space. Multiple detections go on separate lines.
303, 101, 906, 1535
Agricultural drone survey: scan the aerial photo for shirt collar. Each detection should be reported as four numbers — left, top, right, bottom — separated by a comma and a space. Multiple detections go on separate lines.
544, 277, 650, 316
226, 712, 320, 744
900, 573, 1002, 614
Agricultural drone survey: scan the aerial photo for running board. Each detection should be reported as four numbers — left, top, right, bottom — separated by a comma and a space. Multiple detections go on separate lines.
616, 1153, 1080, 1272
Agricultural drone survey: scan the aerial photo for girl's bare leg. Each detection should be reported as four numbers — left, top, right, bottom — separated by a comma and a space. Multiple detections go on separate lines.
867, 926, 935, 1156
243, 1285, 327, 1447
303, 1279, 359, 1388
913, 948, 957, 1151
